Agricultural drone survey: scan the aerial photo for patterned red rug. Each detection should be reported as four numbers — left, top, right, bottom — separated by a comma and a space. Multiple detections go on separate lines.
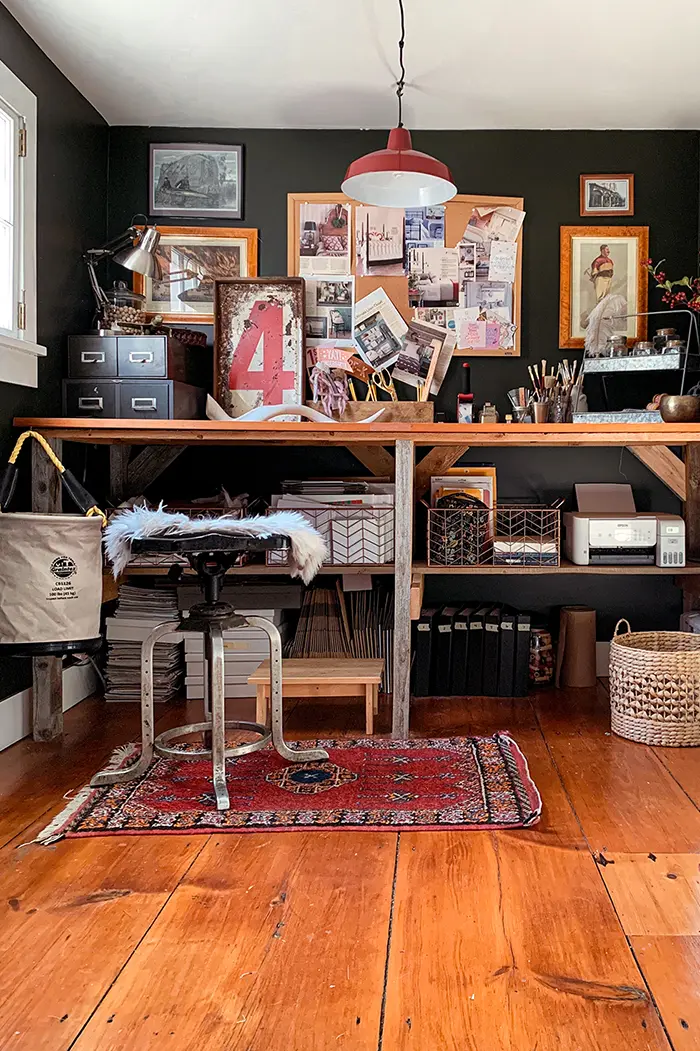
39, 734, 541, 841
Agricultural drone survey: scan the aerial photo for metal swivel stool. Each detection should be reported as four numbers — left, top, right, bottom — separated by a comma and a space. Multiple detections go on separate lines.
91, 532, 328, 810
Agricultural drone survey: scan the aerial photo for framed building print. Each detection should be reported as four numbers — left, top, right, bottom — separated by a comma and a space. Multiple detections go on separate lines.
150, 143, 243, 219
133, 226, 258, 324
214, 278, 305, 418
580, 174, 634, 217
559, 226, 648, 349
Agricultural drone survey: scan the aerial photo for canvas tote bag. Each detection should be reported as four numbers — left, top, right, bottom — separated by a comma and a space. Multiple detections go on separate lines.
0, 431, 105, 646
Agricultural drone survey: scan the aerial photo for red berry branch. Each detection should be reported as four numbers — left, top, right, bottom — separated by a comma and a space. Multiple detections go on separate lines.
644, 259, 700, 313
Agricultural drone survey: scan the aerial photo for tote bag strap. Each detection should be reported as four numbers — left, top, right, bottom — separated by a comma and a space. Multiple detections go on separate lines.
0, 430, 106, 525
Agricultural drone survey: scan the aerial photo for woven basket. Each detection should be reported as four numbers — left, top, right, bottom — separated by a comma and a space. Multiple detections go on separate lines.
609, 619, 700, 746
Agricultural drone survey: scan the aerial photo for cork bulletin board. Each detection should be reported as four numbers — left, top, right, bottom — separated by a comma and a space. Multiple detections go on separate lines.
287, 191, 524, 357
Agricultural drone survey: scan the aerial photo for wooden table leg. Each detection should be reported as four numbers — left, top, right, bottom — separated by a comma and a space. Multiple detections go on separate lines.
256, 685, 268, 727
392, 439, 414, 739
365, 684, 374, 735
31, 436, 64, 741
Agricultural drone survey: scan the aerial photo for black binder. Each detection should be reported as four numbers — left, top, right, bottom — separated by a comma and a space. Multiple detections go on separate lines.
413, 608, 437, 696
450, 605, 477, 695
466, 605, 491, 695
483, 606, 502, 697
513, 611, 532, 697
434, 606, 459, 694
497, 608, 516, 697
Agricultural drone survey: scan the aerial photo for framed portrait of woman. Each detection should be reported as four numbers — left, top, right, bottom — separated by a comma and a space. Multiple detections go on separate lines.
559, 226, 648, 349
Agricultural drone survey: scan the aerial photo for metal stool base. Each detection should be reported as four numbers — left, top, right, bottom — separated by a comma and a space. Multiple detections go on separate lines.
155, 720, 270, 759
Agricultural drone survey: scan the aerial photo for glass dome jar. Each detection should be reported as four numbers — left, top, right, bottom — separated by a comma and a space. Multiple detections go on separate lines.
102, 281, 147, 333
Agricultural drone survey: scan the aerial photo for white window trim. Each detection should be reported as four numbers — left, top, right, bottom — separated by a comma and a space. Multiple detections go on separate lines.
0, 60, 45, 388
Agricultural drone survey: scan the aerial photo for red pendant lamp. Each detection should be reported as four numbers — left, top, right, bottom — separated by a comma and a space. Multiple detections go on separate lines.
342, 0, 457, 208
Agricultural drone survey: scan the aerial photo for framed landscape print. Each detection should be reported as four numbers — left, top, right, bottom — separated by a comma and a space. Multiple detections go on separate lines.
580, 174, 634, 217
559, 226, 648, 349
133, 226, 258, 324
214, 278, 304, 418
150, 143, 243, 219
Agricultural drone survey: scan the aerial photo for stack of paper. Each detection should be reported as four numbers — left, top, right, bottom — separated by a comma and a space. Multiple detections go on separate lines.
181, 607, 288, 700
105, 584, 183, 704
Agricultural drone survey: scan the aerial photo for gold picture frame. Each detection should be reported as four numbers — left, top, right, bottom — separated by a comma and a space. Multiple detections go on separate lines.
559, 225, 648, 349
133, 225, 258, 324
580, 174, 634, 217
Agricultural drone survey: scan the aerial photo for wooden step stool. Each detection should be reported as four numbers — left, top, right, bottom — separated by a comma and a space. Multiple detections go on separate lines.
249, 658, 384, 735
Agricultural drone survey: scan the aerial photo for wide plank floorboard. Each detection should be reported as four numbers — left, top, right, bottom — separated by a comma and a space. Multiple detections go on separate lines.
601, 853, 700, 935
382, 831, 669, 1050
70, 831, 395, 1051
0, 834, 206, 1051
632, 936, 700, 1050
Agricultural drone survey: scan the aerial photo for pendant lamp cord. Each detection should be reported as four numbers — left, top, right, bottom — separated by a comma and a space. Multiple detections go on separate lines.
396, 0, 406, 127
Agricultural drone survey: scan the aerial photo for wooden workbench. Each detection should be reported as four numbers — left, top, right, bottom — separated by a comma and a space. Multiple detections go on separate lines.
15, 417, 700, 742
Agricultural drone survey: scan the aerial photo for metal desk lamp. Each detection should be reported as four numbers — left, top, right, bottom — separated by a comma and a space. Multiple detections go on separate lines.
84, 213, 162, 319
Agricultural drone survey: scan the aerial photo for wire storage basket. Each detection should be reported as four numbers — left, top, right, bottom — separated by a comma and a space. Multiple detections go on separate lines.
267, 505, 395, 566
609, 619, 700, 746
427, 504, 560, 567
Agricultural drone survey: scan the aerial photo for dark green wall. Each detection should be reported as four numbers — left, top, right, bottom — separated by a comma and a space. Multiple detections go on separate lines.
0, 2, 108, 698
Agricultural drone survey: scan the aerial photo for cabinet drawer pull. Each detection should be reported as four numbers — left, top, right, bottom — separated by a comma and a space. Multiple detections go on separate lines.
78, 397, 103, 410
131, 397, 157, 411
128, 351, 154, 363
80, 351, 105, 364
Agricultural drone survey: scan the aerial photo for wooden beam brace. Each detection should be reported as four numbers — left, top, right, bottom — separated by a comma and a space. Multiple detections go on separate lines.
628, 445, 686, 501
414, 446, 470, 499
685, 443, 700, 562
109, 446, 131, 503
127, 445, 186, 496
392, 439, 414, 739
347, 444, 395, 478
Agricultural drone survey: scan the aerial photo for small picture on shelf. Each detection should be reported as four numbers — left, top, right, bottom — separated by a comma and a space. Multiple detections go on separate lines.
580, 174, 634, 216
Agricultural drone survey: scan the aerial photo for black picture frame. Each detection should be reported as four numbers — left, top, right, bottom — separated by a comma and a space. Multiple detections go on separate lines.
149, 143, 243, 219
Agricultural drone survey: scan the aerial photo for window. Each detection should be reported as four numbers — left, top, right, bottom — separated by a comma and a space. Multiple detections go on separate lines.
0, 60, 44, 387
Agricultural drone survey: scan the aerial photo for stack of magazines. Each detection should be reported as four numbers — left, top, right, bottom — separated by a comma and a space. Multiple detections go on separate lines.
105, 584, 184, 703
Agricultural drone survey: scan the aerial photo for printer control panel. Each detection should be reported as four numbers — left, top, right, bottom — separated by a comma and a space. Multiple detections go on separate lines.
589, 519, 656, 547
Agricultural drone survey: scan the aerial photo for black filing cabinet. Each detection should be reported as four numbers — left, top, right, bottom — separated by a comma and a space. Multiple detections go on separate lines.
64, 334, 209, 419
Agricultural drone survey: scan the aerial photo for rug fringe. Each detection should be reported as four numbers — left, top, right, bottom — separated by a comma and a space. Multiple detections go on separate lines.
35, 742, 141, 846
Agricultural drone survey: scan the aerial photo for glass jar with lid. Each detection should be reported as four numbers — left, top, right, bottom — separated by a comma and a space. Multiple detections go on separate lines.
664, 338, 686, 356
632, 340, 655, 357
654, 327, 677, 352
604, 334, 628, 358
101, 281, 147, 333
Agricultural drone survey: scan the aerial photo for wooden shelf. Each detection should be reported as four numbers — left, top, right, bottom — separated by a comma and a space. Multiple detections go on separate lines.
14, 417, 700, 447
117, 563, 396, 577
412, 560, 700, 576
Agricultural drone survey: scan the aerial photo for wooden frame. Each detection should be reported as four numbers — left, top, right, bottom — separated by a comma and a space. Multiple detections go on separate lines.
580, 174, 634, 217
214, 277, 305, 417
149, 143, 243, 219
133, 226, 258, 325
559, 225, 648, 350
287, 192, 524, 358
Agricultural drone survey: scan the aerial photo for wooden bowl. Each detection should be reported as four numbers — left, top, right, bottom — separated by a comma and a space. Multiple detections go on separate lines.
659, 395, 700, 423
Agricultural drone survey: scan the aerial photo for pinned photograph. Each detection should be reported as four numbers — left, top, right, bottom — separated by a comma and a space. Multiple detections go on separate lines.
405, 206, 445, 253
150, 144, 242, 219
580, 175, 634, 217
408, 247, 459, 306
459, 242, 476, 282
393, 318, 456, 395
356, 206, 405, 276
353, 286, 408, 371
304, 276, 354, 345
461, 280, 513, 318
414, 306, 447, 326
463, 205, 525, 243
299, 202, 351, 275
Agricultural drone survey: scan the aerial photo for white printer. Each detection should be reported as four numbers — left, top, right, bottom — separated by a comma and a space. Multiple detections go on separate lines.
563, 484, 686, 567
564, 512, 685, 566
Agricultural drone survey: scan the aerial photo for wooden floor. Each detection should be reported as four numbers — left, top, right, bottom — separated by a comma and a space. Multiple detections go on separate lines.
2, 684, 700, 1050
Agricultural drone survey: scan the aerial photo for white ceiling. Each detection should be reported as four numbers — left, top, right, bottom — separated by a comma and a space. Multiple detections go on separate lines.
6, 0, 700, 129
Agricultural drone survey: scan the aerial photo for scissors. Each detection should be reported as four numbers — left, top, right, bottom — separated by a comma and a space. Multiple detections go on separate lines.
368, 369, 398, 401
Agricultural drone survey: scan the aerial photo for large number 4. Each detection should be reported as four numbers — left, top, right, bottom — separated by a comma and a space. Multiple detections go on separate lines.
228, 300, 297, 403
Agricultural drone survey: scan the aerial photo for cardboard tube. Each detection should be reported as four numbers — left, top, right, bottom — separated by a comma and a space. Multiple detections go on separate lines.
555, 605, 597, 688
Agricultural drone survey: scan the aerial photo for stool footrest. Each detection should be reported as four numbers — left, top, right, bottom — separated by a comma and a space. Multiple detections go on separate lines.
155, 720, 270, 760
